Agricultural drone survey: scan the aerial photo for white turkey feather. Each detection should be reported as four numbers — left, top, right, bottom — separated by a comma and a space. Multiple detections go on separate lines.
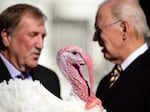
0, 79, 106, 112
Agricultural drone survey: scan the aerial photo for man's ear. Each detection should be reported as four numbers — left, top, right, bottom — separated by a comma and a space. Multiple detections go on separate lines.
120, 21, 129, 40
1, 29, 11, 47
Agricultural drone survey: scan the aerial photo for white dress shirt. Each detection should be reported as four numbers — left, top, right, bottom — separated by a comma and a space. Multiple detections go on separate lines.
121, 43, 148, 70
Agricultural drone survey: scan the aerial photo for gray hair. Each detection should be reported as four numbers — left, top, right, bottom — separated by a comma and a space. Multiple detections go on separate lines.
104, 0, 150, 37
0, 3, 47, 50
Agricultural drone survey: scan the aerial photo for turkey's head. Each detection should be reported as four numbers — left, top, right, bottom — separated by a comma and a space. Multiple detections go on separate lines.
57, 45, 103, 110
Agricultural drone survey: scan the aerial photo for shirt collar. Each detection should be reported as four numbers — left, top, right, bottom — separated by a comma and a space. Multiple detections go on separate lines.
0, 53, 21, 78
121, 43, 148, 70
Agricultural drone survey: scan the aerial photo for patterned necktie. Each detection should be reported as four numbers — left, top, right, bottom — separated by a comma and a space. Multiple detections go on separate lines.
109, 65, 122, 88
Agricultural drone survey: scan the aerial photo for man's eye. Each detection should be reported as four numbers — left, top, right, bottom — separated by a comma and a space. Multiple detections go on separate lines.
29, 32, 38, 37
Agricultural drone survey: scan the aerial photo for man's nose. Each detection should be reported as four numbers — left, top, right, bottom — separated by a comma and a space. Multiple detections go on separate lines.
36, 36, 44, 49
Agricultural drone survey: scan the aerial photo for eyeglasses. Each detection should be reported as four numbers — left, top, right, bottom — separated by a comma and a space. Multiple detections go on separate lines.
94, 20, 121, 41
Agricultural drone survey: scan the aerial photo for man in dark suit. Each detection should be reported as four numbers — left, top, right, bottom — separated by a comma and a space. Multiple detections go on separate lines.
0, 4, 61, 98
93, 0, 150, 112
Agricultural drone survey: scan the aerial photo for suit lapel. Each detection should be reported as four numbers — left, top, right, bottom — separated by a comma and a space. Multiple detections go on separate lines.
0, 57, 12, 82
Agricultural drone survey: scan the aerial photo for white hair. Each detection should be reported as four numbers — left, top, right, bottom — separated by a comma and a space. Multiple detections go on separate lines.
111, 0, 150, 37
100, 0, 150, 37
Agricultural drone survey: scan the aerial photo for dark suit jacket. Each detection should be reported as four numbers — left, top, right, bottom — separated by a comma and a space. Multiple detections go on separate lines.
0, 57, 61, 98
96, 48, 150, 112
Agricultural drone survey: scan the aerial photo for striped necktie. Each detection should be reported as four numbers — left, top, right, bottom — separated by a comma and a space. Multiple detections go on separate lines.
109, 65, 122, 88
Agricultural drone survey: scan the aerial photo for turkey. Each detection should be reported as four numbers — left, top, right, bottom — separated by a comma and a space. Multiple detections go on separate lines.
57, 45, 104, 111
0, 45, 106, 112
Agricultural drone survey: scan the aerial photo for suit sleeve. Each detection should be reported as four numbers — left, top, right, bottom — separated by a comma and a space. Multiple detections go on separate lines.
31, 65, 61, 99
